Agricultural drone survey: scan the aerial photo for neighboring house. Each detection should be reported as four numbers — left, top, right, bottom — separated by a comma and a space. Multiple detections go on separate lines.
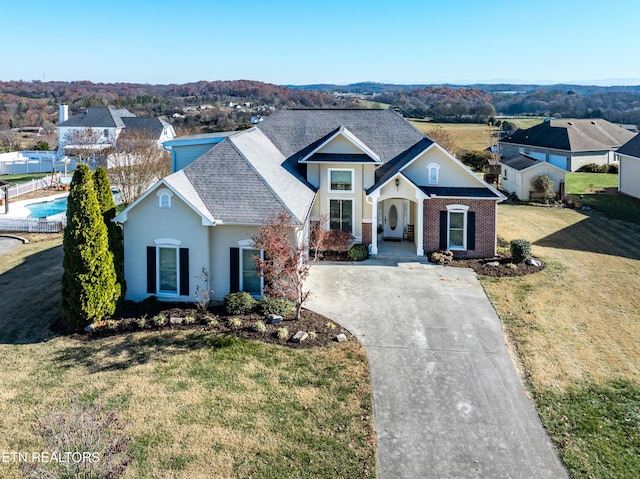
114, 109, 505, 303
615, 134, 640, 199
57, 106, 175, 163
499, 119, 636, 171
500, 154, 566, 201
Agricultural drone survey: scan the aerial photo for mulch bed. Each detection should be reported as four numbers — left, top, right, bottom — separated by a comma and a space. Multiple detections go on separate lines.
62, 302, 352, 349
448, 256, 546, 277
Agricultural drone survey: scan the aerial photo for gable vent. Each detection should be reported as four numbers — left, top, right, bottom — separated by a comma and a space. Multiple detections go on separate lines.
567, 121, 573, 125
591, 121, 597, 125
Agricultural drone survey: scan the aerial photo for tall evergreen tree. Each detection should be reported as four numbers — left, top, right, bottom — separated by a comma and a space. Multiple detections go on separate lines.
93, 166, 126, 299
61, 164, 119, 329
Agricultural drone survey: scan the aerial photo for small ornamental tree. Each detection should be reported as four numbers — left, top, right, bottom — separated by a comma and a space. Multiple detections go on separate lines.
62, 164, 119, 329
252, 211, 328, 320
94, 166, 126, 299
532, 174, 555, 200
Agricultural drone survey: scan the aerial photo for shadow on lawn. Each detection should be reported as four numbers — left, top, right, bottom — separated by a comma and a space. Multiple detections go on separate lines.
0, 244, 63, 345
532, 207, 640, 260
53, 330, 237, 373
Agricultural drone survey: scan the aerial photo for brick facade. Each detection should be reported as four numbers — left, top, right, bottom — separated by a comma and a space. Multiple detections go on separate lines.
361, 222, 372, 247
423, 198, 497, 259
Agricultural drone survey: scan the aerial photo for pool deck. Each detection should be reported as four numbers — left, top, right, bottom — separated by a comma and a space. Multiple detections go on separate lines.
1, 192, 69, 220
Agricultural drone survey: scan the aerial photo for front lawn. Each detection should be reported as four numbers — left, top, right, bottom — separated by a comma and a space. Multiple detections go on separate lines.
481, 204, 640, 478
0, 172, 48, 185
0, 233, 376, 478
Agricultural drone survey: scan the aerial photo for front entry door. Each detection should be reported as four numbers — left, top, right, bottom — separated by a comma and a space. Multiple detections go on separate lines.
384, 199, 403, 240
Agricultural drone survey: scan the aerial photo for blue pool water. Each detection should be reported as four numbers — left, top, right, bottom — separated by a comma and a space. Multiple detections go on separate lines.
26, 197, 68, 218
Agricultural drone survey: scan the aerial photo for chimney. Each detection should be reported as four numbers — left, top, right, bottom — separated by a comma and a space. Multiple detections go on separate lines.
59, 105, 68, 123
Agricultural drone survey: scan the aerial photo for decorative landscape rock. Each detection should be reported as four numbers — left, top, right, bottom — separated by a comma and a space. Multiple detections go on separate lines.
292, 330, 309, 343
84, 324, 96, 333
486, 261, 500, 267
169, 316, 183, 325
265, 314, 283, 325
526, 258, 542, 267
336, 333, 347, 342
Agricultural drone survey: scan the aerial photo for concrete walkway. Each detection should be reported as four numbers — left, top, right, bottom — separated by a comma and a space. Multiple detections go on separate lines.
306, 260, 568, 478
0, 236, 24, 256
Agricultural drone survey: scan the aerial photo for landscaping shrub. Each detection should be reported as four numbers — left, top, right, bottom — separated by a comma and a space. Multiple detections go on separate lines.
253, 320, 267, 333
323, 229, 354, 252
607, 163, 619, 174
347, 244, 369, 261
259, 295, 294, 316
223, 292, 258, 315
151, 314, 167, 327
532, 174, 555, 198
276, 327, 289, 340
577, 163, 608, 173
510, 239, 531, 263
460, 150, 492, 170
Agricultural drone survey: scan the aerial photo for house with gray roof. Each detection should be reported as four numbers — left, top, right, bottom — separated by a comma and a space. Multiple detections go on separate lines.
500, 154, 566, 201
615, 134, 640, 199
114, 109, 505, 303
499, 119, 636, 171
57, 106, 175, 163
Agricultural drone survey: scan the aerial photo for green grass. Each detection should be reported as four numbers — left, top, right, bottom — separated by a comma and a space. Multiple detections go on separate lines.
410, 120, 496, 151
0, 172, 48, 185
536, 381, 640, 478
565, 172, 640, 226
0, 235, 376, 478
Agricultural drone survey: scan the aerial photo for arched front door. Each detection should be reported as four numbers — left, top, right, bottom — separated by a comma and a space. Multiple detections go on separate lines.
383, 199, 403, 240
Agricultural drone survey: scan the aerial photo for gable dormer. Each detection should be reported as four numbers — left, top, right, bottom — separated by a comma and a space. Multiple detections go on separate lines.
299, 126, 381, 164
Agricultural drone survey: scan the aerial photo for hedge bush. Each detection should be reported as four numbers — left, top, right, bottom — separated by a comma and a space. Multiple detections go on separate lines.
259, 295, 294, 316
347, 244, 369, 261
223, 292, 258, 315
510, 239, 531, 263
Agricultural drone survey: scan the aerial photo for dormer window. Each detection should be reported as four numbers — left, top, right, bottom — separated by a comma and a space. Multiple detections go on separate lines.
156, 188, 174, 208
329, 168, 354, 193
426, 163, 441, 185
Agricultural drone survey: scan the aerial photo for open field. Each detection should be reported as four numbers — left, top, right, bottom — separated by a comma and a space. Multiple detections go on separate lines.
481, 202, 640, 477
0, 234, 376, 479
410, 120, 495, 151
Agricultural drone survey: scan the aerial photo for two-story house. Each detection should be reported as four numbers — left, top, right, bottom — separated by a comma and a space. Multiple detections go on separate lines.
114, 109, 504, 303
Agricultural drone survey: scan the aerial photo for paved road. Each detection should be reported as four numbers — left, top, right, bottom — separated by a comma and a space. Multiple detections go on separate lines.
0, 236, 23, 256
306, 260, 568, 479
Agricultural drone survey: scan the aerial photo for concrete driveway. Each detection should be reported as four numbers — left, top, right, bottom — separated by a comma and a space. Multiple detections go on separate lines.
306, 260, 568, 478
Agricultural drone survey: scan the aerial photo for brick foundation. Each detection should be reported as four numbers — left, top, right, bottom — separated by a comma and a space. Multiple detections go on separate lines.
361, 222, 372, 246
423, 198, 497, 259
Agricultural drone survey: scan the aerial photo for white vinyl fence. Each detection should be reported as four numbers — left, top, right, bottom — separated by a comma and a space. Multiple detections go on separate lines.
0, 216, 66, 233
6, 178, 50, 199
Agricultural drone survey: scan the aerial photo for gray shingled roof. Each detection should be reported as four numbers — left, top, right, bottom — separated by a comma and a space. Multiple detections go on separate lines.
257, 109, 426, 163
121, 117, 169, 137
182, 129, 315, 225
59, 107, 135, 128
501, 119, 636, 152
500, 154, 543, 171
617, 134, 640, 158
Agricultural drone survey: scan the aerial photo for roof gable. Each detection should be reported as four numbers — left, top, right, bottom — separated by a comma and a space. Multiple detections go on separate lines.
299, 126, 381, 163
617, 134, 640, 158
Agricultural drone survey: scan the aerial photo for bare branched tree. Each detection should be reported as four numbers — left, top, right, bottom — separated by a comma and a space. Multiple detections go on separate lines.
107, 128, 171, 205
426, 125, 461, 157
63, 127, 108, 164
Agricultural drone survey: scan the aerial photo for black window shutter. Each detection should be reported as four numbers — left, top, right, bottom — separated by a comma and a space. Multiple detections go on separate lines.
467, 211, 476, 250
230, 247, 240, 293
179, 248, 189, 296
439, 211, 447, 250
146, 246, 156, 294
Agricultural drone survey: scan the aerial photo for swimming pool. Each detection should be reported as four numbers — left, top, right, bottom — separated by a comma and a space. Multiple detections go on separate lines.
26, 197, 68, 218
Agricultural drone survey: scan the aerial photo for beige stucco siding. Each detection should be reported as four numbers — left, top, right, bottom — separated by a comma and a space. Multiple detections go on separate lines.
122, 188, 210, 302
620, 155, 640, 199
402, 147, 480, 188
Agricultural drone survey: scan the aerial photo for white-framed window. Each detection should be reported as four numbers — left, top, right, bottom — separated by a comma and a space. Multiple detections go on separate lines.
447, 204, 469, 250
328, 168, 354, 193
426, 162, 441, 185
239, 244, 263, 296
154, 238, 182, 295
329, 198, 353, 234
156, 188, 174, 209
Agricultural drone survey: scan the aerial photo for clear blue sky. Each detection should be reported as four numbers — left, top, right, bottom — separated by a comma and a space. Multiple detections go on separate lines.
2, 0, 639, 86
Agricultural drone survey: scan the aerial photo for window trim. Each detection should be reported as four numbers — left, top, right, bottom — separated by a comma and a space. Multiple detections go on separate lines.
154, 239, 181, 297
446, 204, 469, 251
328, 197, 355, 236
156, 188, 174, 209
426, 162, 441, 185
328, 168, 355, 193
239, 245, 264, 297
